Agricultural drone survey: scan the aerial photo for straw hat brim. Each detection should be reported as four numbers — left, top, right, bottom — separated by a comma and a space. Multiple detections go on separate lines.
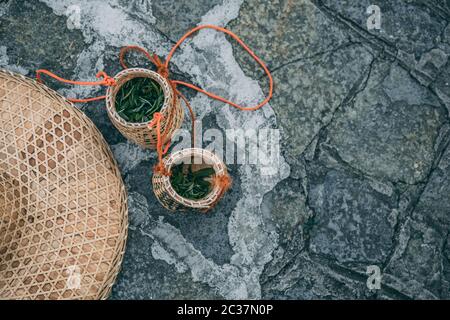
0, 69, 128, 300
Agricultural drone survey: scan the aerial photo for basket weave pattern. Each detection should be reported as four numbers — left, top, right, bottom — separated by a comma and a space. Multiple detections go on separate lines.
0, 70, 128, 300
152, 148, 228, 211
105, 68, 184, 149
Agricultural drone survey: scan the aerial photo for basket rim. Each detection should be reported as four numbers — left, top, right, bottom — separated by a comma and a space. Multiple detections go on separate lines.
105, 68, 173, 128
160, 148, 227, 208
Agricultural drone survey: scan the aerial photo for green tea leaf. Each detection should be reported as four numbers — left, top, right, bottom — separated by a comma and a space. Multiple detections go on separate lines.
115, 77, 165, 123
170, 164, 214, 200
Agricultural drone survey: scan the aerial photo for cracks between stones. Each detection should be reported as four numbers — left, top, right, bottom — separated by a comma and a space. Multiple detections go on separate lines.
300, 2, 450, 298
309, 252, 413, 300
311, 0, 398, 55
381, 132, 450, 267
264, 41, 360, 76
305, 50, 378, 162
267, 44, 449, 298
312, 0, 450, 122
260, 53, 381, 295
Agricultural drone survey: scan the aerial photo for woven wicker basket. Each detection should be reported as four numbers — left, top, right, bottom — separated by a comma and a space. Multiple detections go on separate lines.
152, 148, 229, 211
0, 69, 128, 300
105, 68, 184, 149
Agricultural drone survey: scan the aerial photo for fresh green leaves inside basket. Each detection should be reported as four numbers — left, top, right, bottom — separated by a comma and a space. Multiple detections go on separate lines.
170, 164, 215, 200
115, 77, 164, 123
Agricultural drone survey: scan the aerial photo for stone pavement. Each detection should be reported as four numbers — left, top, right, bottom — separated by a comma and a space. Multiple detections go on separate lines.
0, 0, 449, 299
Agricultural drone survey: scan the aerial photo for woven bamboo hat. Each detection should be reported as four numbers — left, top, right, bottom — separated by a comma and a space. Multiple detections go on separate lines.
0, 69, 128, 300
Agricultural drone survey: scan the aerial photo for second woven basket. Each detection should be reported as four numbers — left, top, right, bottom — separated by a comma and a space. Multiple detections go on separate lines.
152, 148, 230, 212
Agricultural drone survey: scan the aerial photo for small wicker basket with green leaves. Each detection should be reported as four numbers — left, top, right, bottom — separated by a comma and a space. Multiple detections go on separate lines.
152, 148, 231, 212
105, 68, 183, 149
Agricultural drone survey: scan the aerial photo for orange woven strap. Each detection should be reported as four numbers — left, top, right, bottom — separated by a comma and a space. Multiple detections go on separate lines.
207, 174, 232, 210
167, 24, 273, 111
148, 112, 171, 176
36, 70, 116, 103
119, 46, 169, 78
213, 174, 232, 192
120, 24, 273, 112
119, 25, 273, 173
175, 89, 196, 148
120, 46, 197, 149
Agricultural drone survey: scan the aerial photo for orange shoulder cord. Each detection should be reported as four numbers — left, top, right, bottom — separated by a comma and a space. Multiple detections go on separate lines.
35, 25, 273, 182
120, 25, 273, 176
148, 112, 171, 176
35, 70, 116, 102
209, 173, 233, 209
166, 25, 273, 112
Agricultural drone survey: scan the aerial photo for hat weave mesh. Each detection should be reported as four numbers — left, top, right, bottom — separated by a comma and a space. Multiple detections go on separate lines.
0, 70, 128, 300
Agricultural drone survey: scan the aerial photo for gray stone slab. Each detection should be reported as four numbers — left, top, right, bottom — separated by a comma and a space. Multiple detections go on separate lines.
262, 252, 371, 299
327, 60, 446, 185
383, 217, 448, 299
317, 0, 450, 84
307, 165, 396, 266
